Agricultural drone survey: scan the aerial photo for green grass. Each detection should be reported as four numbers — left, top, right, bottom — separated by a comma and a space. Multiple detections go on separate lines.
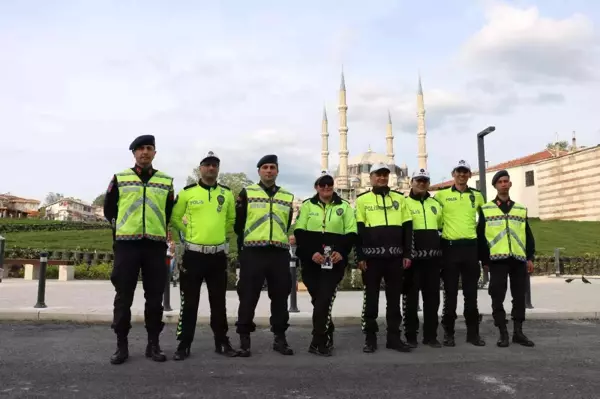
4, 229, 113, 251
1, 219, 599, 256
528, 219, 600, 256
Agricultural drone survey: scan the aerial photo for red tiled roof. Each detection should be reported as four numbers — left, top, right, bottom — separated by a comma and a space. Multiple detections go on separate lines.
429, 149, 568, 190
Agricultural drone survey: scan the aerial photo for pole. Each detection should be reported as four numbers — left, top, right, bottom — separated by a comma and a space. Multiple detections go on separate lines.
34, 251, 49, 308
476, 126, 496, 202
289, 245, 299, 313
163, 257, 172, 312
554, 247, 564, 276
0, 235, 5, 283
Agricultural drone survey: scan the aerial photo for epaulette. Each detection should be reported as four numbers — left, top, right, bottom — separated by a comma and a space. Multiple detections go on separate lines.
302, 198, 311, 203
218, 183, 231, 191
356, 190, 371, 198
469, 186, 481, 192
341, 198, 350, 204
391, 189, 404, 196
183, 183, 197, 191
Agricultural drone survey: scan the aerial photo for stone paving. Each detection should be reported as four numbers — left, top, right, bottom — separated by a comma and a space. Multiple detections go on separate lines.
0, 276, 598, 324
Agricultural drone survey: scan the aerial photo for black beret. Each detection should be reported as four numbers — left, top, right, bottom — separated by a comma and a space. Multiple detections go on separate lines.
129, 135, 155, 151
257, 154, 278, 168
491, 169, 510, 186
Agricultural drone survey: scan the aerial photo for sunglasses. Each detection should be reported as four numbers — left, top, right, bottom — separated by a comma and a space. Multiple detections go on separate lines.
317, 180, 334, 188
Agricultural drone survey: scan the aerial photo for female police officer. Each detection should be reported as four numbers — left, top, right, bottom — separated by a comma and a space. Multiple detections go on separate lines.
293, 171, 357, 356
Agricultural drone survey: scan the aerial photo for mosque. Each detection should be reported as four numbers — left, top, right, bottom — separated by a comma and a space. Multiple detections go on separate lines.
320, 72, 429, 201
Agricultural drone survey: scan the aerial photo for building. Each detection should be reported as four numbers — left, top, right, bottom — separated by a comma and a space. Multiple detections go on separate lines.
45, 197, 98, 222
0, 194, 41, 218
536, 145, 600, 221
428, 149, 568, 218
321, 72, 429, 201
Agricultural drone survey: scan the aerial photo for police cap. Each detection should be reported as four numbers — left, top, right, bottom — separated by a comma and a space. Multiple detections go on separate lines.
315, 170, 334, 186
492, 169, 510, 186
200, 150, 220, 165
257, 154, 278, 168
129, 135, 155, 151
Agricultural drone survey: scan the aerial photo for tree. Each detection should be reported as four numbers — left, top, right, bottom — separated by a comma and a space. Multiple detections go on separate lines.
92, 193, 106, 206
185, 169, 254, 197
546, 140, 568, 151
45, 192, 64, 205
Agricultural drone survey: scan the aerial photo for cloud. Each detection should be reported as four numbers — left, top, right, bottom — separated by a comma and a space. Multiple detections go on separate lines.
460, 2, 600, 85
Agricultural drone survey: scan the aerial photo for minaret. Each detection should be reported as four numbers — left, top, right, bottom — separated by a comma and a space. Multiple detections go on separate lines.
386, 110, 395, 165
416, 75, 428, 170
338, 69, 349, 189
321, 106, 329, 171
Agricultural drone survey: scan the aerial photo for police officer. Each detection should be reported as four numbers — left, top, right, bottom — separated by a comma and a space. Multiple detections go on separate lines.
434, 160, 485, 347
103, 134, 175, 365
402, 169, 443, 348
169, 151, 238, 360
355, 162, 413, 353
477, 170, 535, 348
234, 154, 295, 357
293, 170, 357, 356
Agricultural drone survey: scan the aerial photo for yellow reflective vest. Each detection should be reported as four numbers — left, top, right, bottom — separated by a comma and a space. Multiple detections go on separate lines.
480, 201, 528, 261
404, 193, 443, 258
114, 168, 173, 241
243, 184, 294, 249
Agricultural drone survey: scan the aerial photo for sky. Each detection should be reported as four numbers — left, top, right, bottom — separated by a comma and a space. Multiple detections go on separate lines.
1, 0, 599, 203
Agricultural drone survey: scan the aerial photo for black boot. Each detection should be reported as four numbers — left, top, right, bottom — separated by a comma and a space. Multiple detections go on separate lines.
308, 335, 331, 357
215, 336, 240, 357
386, 333, 412, 353
405, 333, 418, 349
422, 337, 442, 348
145, 336, 167, 362
442, 325, 455, 347
363, 333, 377, 353
238, 334, 251, 357
326, 326, 335, 350
273, 334, 294, 355
512, 321, 535, 347
173, 341, 191, 361
466, 321, 486, 347
110, 335, 129, 365
496, 323, 510, 348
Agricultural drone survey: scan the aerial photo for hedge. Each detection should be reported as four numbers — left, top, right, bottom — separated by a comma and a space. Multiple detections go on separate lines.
0, 221, 110, 234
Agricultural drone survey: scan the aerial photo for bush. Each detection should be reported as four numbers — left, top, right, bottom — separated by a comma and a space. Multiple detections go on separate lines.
0, 221, 110, 233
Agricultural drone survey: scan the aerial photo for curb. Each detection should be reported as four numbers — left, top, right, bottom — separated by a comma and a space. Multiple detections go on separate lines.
0, 310, 599, 326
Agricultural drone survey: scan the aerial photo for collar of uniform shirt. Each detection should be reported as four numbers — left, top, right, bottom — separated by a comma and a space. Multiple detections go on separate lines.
372, 186, 390, 196
451, 184, 471, 193
198, 179, 218, 190
258, 180, 278, 193
494, 196, 512, 206
133, 165, 155, 177
409, 189, 430, 201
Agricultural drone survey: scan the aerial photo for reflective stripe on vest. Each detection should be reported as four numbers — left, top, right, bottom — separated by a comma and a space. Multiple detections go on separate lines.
115, 169, 173, 241
243, 184, 294, 249
481, 202, 527, 261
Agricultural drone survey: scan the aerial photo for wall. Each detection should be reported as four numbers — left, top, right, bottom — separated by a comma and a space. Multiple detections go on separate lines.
536, 146, 600, 221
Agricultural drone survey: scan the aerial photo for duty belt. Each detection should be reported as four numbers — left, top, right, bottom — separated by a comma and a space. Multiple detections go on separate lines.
185, 242, 229, 254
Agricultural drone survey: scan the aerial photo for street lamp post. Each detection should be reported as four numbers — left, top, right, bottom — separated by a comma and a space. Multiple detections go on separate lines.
477, 126, 496, 201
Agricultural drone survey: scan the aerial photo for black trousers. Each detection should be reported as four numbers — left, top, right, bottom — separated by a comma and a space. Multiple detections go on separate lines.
301, 260, 346, 341
488, 258, 527, 326
235, 247, 291, 335
403, 258, 442, 341
441, 245, 480, 332
110, 244, 167, 337
176, 250, 228, 344
361, 257, 404, 335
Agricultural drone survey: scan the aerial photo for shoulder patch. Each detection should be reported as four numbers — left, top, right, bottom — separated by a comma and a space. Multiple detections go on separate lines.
217, 183, 231, 190
356, 190, 371, 198
183, 183, 197, 191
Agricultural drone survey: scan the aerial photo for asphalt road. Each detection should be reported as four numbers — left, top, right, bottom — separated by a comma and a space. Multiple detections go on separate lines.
1, 320, 599, 398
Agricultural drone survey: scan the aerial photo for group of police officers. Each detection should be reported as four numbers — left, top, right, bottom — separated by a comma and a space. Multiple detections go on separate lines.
104, 134, 535, 364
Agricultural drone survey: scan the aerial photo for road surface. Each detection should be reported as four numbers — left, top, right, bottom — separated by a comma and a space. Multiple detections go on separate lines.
1, 320, 599, 398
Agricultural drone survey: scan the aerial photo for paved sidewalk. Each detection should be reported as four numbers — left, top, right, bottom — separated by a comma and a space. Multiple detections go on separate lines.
0, 276, 599, 325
